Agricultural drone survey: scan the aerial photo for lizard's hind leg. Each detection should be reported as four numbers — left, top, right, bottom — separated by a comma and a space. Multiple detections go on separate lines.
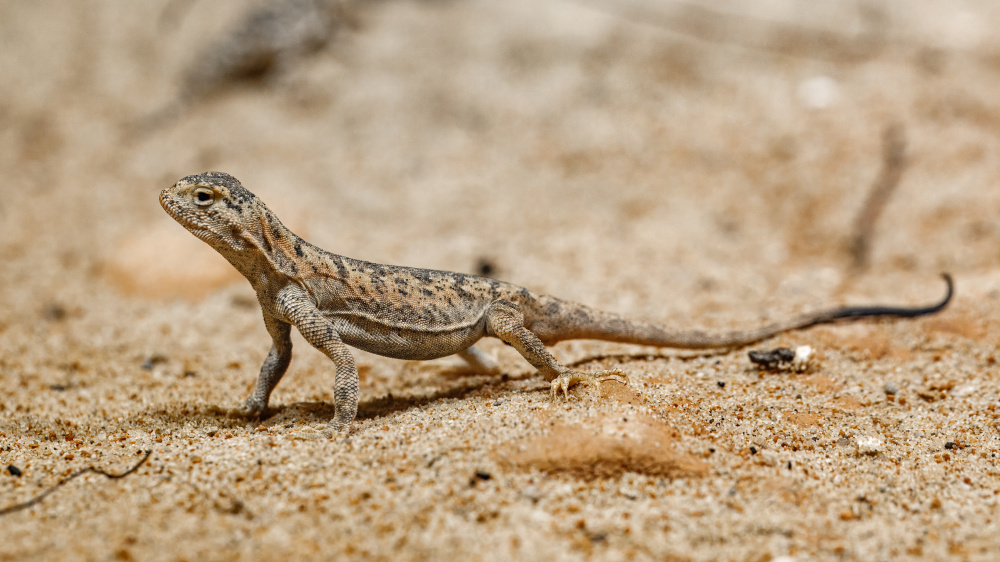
456, 346, 501, 375
484, 300, 629, 398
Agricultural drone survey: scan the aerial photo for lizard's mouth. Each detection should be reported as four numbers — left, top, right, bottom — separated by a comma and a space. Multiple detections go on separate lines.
159, 189, 209, 234
159, 188, 245, 253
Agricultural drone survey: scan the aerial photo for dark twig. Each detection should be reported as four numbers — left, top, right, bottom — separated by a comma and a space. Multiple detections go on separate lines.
748, 347, 796, 369
0, 450, 152, 516
849, 123, 908, 271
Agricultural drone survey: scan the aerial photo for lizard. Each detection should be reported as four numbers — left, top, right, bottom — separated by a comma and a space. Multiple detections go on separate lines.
160, 171, 954, 433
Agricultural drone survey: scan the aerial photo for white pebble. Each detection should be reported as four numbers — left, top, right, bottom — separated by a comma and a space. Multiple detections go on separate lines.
856, 436, 882, 455
793, 345, 812, 371
953, 384, 976, 398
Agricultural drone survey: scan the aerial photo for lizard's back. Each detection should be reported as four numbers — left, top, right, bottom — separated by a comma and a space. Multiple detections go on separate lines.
302, 249, 532, 360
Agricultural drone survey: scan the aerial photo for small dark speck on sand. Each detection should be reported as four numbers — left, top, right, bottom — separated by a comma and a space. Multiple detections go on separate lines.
470, 471, 492, 486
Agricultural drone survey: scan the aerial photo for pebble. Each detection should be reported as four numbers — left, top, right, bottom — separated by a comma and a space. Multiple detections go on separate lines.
469, 471, 492, 486
856, 436, 882, 455
6, 465, 22, 477
792, 346, 812, 371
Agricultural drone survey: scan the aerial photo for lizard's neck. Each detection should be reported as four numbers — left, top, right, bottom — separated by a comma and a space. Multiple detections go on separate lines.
217, 212, 304, 285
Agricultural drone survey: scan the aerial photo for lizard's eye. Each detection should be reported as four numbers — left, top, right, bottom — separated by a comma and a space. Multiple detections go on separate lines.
193, 188, 215, 206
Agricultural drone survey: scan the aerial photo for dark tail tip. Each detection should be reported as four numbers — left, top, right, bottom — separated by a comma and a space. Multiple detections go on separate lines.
878, 272, 953, 317
824, 273, 954, 322
932, 272, 954, 313
875, 272, 953, 317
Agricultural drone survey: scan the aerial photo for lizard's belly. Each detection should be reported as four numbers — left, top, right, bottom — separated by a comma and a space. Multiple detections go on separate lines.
330, 319, 486, 361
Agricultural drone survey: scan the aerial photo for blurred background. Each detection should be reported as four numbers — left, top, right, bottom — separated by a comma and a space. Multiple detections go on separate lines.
1, 0, 998, 323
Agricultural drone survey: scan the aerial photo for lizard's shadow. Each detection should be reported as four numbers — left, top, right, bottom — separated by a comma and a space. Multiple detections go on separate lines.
140, 353, 728, 430
139, 352, 727, 430
269, 376, 524, 424
357, 381, 488, 420
141, 376, 531, 430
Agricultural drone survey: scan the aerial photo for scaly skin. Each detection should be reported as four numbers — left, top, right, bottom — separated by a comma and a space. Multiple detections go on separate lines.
160, 172, 954, 434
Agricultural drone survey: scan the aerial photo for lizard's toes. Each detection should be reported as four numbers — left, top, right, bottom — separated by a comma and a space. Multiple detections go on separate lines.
239, 399, 268, 418
289, 423, 334, 441
549, 369, 630, 400
549, 376, 570, 400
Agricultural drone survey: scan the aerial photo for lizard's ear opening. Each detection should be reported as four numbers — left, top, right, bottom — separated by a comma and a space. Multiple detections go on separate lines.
193, 187, 216, 207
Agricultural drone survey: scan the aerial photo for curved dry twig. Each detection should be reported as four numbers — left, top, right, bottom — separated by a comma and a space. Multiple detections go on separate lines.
849, 123, 908, 271
0, 450, 152, 516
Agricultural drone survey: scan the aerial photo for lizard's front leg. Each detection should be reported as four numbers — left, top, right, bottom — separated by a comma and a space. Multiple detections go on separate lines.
242, 312, 293, 417
277, 288, 359, 433
484, 300, 629, 398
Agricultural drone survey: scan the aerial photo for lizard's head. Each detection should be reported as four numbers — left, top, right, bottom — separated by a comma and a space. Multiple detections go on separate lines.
160, 171, 262, 254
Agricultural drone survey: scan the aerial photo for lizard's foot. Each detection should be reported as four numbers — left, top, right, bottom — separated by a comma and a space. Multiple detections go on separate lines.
289, 421, 348, 440
550, 368, 630, 399
289, 423, 334, 440
239, 397, 268, 418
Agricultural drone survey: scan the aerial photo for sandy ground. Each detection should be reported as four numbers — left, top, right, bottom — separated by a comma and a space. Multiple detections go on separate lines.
2, 0, 1000, 560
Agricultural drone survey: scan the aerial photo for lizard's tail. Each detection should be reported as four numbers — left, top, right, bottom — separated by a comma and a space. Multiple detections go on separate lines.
530, 274, 953, 349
